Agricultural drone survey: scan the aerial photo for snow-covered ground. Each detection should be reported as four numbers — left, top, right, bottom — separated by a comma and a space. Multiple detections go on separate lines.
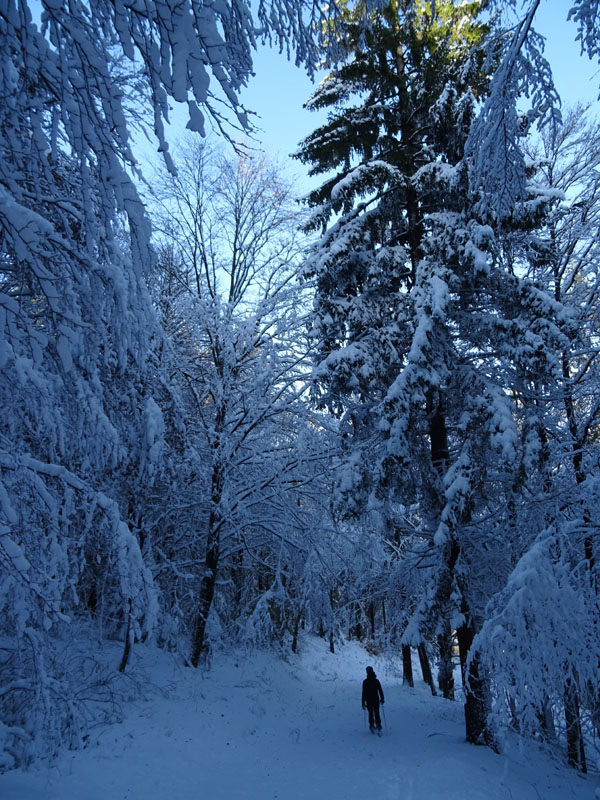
1, 637, 598, 800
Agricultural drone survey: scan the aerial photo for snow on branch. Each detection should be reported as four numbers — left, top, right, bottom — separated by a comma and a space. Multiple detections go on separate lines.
466, 0, 561, 221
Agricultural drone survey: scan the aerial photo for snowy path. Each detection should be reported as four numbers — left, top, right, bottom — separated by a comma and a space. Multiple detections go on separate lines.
1, 638, 597, 800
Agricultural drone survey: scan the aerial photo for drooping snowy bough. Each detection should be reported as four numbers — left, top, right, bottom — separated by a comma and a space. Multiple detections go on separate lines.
0, 0, 358, 770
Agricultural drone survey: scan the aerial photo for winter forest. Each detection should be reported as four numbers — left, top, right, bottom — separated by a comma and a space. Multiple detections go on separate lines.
1, 0, 600, 788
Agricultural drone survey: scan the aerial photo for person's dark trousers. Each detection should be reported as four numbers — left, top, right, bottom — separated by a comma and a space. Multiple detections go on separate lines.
367, 701, 381, 729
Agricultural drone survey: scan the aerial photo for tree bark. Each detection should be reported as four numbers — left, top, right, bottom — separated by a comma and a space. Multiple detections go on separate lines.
437, 625, 455, 699
351, 603, 364, 641
428, 392, 449, 475
418, 642, 437, 696
190, 534, 219, 667
191, 453, 224, 667
329, 591, 336, 653
391, 25, 424, 284
368, 602, 376, 639
564, 679, 587, 772
456, 620, 495, 747
291, 613, 301, 654
402, 644, 414, 688
429, 399, 494, 744
537, 695, 556, 740
118, 603, 132, 673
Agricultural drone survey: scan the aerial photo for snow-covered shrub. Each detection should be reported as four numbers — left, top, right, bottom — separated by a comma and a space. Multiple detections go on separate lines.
474, 518, 599, 761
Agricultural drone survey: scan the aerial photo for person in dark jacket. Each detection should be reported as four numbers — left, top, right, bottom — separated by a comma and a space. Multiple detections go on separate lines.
362, 665, 384, 731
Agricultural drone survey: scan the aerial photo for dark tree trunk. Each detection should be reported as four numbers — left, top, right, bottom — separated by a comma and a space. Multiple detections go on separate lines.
291, 613, 301, 653
191, 416, 226, 667
456, 620, 495, 747
351, 603, 364, 641
418, 642, 437, 696
564, 679, 587, 772
118, 604, 132, 673
428, 395, 494, 746
555, 357, 595, 764
402, 644, 414, 688
328, 591, 336, 653
437, 626, 455, 699
191, 534, 219, 667
562, 355, 595, 579
428, 390, 449, 475
506, 689, 520, 732
231, 546, 244, 615
368, 602, 376, 639
536, 695, 556, 740
390, 37, 424, 284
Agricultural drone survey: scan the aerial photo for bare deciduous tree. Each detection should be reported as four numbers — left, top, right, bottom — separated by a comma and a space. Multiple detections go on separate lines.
150, 139, 316, 665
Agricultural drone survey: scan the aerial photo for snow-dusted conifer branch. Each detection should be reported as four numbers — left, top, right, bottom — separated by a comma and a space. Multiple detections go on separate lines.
465, 0, 559, 220
85, 0, 376, 154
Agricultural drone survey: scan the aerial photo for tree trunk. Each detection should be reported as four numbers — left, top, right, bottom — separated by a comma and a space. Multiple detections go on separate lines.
417, 642, 437, 696
191, 457, 224, 667
561, 359, 596, 581
391, 33, 424, 284
118, 604, 132, 673
428, 390, 449, 476
537, 695, 556, 740
564, 679, 587, 772
328, 591, 336, 653
351, 603, 364, 641
402, 644, 414, 688
428, 396, 494, 745
191, 412, 226, 667
437, 625, 455, 699
368, 602, 376, 639
506, 689, 520, 732
456, 620, 495, 747
190, 534, 219, 667
291, 613, 301, 654
558, 365, 596, 764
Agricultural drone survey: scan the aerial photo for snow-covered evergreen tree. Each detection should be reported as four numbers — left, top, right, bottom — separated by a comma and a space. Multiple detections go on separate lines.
297, 0, 575, 749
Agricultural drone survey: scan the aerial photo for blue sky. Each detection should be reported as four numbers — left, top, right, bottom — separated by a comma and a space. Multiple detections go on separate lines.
238, 1, 600, 188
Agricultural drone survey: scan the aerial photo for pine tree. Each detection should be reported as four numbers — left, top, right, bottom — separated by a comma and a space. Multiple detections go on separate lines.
297, 0, 571, 747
